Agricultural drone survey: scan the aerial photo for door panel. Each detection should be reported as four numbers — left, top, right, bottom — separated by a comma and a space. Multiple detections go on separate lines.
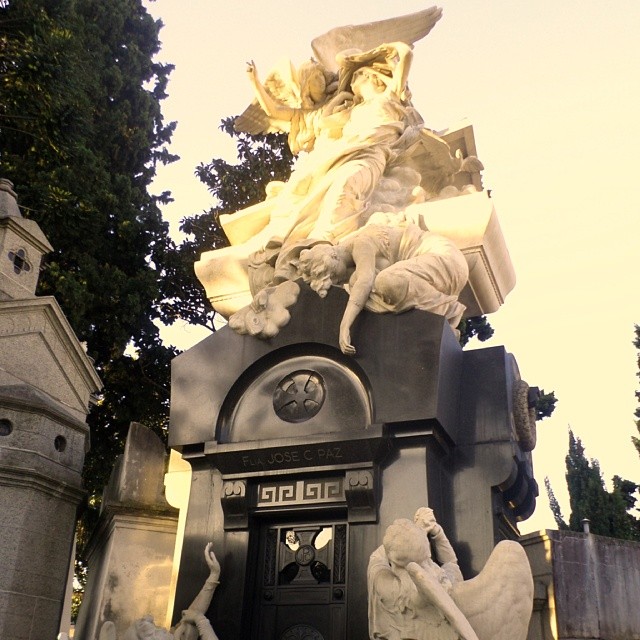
252, 521, 348, 639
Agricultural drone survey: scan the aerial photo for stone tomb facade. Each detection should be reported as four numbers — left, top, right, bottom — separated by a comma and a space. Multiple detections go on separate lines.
169, 284, 536, 640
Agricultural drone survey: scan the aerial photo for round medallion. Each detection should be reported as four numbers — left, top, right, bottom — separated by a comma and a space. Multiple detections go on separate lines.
273, 370, 325, 423
294, 544, 316, 566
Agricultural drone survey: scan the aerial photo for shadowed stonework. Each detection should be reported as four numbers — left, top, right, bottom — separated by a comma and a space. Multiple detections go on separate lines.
169, 282, 535, 639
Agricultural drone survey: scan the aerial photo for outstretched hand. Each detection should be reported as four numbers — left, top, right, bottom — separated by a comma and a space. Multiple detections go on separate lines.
414, 508, 438, 536
339, 326, 355, 355
245, 60, 258, 82
204, 542, 221, 580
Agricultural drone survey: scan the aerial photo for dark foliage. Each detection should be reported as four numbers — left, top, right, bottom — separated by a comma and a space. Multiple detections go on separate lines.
546, 430, 640, 540
1, 0, 178, 614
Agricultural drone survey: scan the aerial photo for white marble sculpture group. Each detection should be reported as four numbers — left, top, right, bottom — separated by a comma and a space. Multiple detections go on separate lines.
103, 7, 533, 640
106, 508, 532, 640
196, 6, 488, 353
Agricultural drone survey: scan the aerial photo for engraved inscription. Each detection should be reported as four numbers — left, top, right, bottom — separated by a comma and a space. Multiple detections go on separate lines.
241, 446, 343, 470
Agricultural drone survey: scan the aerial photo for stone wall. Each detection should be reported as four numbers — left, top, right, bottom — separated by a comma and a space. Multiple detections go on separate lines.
524, 529, 640, 640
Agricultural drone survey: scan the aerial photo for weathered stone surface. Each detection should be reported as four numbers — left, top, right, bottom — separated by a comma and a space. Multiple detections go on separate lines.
0, 298, 102, 420
0, 179, 100, 640
74, 424, 178, 640
102, 422, 170, 508
523, 529, 640, 640
0, 384, 94, 640
0, 484, 78, 640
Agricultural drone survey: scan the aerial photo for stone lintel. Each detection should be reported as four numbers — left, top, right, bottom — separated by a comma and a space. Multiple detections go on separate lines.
200, 428, 390, 479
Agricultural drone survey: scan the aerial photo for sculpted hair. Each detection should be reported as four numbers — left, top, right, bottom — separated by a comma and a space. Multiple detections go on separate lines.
295, 245, 342, 298
383, 518, 429, 567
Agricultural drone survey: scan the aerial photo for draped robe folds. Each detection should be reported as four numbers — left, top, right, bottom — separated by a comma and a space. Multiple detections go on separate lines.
261, 92, 406, 252
353, 224, 469, 323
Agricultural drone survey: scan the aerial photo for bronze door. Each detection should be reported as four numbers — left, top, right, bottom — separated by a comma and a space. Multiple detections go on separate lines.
251, 521, 348, 639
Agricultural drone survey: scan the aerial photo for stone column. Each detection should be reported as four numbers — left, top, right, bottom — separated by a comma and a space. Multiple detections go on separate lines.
74, 423, 178, 640
0, 179, 101, 640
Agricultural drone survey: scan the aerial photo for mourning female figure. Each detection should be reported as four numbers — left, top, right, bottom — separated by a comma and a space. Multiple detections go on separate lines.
295, 213, 469, 354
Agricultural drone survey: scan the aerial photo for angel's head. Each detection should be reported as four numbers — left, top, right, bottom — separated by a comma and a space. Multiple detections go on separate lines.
297, 60, 328, 108
295, 244, 348, 298
350, 66, 388, 100
383, 519, 431, 569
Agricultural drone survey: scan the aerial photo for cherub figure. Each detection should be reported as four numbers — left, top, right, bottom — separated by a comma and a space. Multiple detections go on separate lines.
294, 213, 469, 354
228, 280, 300, 339
236, 57, 341, 155
99, 544, 221, 640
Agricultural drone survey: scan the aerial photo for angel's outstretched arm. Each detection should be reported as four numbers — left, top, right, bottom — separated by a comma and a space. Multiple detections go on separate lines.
387, 41, 413, 101
179, 610, 220, 640
406, 562, 479, 640
339, 237, 376, 355
187, 543, 221, 615
246, 61, 295, 121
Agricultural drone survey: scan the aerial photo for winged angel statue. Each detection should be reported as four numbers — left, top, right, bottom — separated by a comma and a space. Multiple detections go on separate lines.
202, 8, 484, 350
368, 510, 533, 640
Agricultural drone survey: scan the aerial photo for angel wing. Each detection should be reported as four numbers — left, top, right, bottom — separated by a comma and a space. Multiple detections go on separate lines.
311, 6, 443, 73
452, 541, 534, 640
406, 562, 481, 640
234, 59, 300, 135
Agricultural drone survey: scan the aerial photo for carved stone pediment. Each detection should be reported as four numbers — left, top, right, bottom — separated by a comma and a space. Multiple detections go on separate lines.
0, 297, 102, 420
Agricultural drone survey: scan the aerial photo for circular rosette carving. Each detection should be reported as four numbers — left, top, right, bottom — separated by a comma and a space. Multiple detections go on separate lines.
513, 379, 537, 451
280, 624, 325, 640
273, 370, 325, 423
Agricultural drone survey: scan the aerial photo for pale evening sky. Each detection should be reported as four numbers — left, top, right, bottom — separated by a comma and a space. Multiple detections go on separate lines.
144, 0, 640, 534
